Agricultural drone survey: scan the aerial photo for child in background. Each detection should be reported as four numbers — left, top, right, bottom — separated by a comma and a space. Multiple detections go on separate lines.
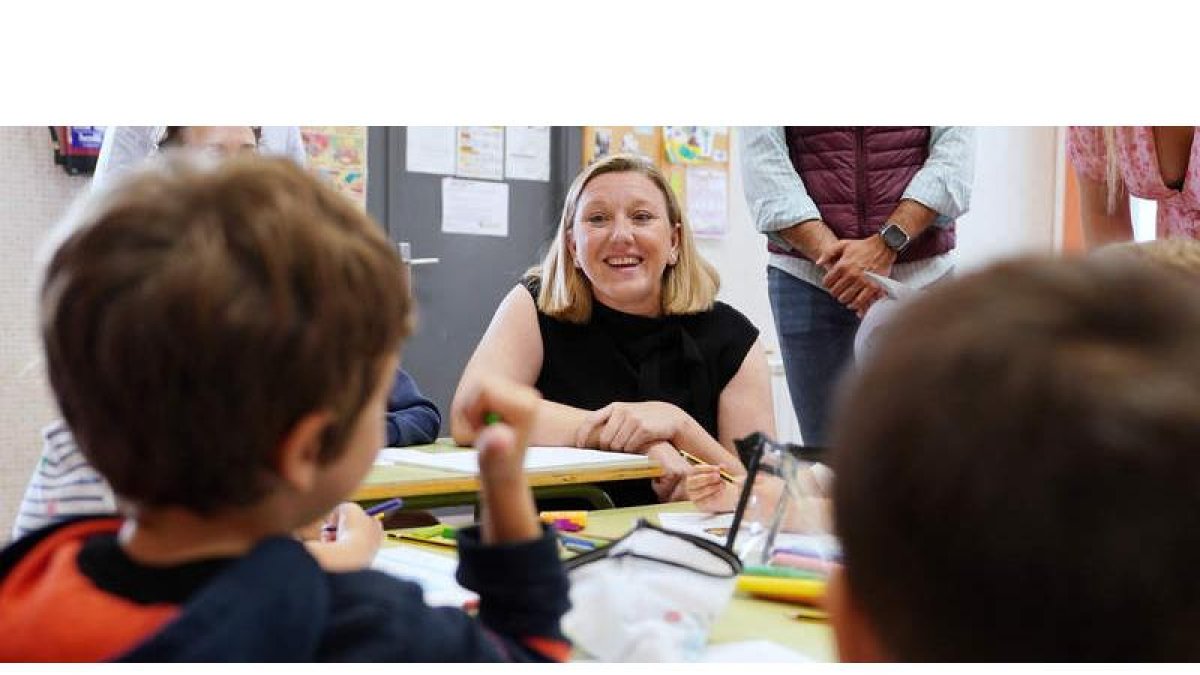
11, 127, 441, 544
826, 255, 1200, 661
0, 156, 568, 661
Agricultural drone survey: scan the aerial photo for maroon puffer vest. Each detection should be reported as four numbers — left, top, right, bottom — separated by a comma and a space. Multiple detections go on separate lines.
767, 126, 955, 264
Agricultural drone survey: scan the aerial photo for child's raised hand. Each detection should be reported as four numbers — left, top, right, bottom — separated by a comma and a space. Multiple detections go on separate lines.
685, 464, 740, 513
455, 374, 541, 455
456, 376, 543, 545
304, 502, 383, 572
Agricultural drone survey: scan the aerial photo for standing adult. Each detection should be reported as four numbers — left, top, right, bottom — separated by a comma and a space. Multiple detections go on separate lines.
92, 126, 307, 191
739, 127, 974, 446
1067, 126, 1200, 248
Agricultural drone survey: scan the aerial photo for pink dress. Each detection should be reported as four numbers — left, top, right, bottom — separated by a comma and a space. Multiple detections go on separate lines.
1067, 126, 1200, 239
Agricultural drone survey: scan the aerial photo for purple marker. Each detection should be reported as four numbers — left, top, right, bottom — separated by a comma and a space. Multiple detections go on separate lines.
366, 497, 405, 518
323, 498, 405, 534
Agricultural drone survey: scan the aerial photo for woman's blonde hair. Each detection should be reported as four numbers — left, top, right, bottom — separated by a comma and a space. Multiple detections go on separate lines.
528, 154, 719, 323
1102, 126, 1125, 215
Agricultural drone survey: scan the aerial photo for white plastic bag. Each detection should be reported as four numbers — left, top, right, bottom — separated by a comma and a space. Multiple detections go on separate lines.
561, 520, 741, 662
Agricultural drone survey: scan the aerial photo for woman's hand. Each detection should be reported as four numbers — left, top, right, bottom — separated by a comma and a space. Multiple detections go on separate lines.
645, 442, 692, 502
575, 401, 688, 452
685, 464, 741, 513
304, 502, 383, 572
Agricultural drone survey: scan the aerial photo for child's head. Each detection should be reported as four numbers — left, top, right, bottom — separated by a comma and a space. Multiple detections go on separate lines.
1093, 236, 1200, 279
40, 155, 410, 526
827, 255, 1200, 661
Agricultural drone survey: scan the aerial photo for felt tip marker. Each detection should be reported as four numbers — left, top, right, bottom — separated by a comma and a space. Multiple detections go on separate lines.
365, 497, 405, 519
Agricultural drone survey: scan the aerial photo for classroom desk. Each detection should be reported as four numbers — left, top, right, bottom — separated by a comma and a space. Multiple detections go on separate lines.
384, 500, 835, 662
353, 441, 664, 506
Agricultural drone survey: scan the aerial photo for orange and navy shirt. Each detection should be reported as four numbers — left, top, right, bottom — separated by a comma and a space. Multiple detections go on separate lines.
0, 517, 232, 661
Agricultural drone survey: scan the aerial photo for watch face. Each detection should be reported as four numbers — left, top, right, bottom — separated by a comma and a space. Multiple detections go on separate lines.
882, 224, 908, 250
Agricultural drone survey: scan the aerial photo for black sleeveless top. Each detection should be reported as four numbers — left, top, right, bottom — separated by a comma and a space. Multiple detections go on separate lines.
522, 277, 758, 504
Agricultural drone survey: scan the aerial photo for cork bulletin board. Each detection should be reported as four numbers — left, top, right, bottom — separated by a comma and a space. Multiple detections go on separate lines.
582, 126, 730, 237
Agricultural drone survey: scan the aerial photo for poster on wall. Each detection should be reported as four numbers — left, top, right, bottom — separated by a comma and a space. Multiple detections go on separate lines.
504, 126, 551, 181
407, 126, 457, 175
456, 126, 504, 180
685, 166, 728, 237
300, 126, 367, 208
441, 177, 509, 237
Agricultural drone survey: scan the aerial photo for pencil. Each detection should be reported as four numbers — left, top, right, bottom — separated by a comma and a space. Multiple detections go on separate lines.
676, 448, 737, 483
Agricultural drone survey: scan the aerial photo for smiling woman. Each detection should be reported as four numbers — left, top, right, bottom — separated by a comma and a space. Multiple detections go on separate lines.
450, 155, 775, 506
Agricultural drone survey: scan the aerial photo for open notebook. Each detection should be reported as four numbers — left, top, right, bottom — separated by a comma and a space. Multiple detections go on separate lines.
375, 446, 651, 473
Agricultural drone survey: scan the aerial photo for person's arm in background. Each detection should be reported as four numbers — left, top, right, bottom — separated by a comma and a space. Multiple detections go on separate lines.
451, 285, 588, 447
385, 368, 442, 446
259, 126, 310, 168
1067, 126, 1134, 247
91, 126, 160, 193
738, 127, 840, 260
822, 126, 975, 314
12, 421, 117, 541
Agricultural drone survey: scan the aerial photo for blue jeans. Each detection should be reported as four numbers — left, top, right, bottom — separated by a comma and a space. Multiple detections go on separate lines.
768, 266, 860, 447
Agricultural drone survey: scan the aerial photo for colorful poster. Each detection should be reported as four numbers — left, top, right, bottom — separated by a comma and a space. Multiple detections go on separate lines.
663, 126, 727, 164
456, 126, 504, 180
300, 126, 367, 208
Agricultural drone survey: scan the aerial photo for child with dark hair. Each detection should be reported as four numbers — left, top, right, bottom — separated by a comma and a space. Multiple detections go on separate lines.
0, 156, 567, 661
826, 255, 1200, 661
12, 126, 441, 543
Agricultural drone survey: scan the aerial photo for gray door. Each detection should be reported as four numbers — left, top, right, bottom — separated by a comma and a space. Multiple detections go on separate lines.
367, 127, 583, 434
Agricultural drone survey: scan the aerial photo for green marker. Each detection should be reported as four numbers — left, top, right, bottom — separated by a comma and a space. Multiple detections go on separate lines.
484, 412, 502, 425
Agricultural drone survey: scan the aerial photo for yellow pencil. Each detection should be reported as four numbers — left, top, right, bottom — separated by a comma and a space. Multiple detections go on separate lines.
677, 448, 737, 483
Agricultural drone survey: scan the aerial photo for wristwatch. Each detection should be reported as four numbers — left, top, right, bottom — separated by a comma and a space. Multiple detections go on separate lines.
879, 222, 911, 253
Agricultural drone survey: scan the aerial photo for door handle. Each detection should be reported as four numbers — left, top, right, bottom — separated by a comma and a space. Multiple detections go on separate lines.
397, 242, 440, 266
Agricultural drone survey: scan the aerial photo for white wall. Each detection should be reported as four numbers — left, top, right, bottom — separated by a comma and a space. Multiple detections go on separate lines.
0, 128, 89, 540
697, 126, 1061, 443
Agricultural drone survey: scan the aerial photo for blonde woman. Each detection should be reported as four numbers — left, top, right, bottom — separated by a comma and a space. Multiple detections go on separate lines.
451, 155, 774, 504
1068, 126, 1200, 248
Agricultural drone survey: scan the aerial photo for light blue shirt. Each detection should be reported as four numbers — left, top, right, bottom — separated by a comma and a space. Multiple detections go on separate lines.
738, 127, 975, 290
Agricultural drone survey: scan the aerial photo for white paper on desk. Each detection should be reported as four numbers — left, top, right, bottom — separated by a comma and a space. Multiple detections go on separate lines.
406, 126, 456, 175
505, 126, 550, 181
376, 446, 650, 473
441, 178, 508, 237
657, 512, 837, 553
371, 546, 477, 608
456, 126, 504, 180
702, 640, 813, 662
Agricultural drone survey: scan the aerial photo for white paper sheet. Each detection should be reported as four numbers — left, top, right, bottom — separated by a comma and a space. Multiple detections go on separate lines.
456, 126, 504, 180
504, 126, 550, 181
686, 166, 728, 237
441, 177, 508, 237
405, 126, 457, 175
375, 446, 651, 473
702, 640, 814, 662
371, 546, 477, 608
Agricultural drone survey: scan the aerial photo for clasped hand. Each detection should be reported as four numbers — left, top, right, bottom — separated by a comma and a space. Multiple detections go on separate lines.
817, 237, 896, 317
574, 400, 686, 452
